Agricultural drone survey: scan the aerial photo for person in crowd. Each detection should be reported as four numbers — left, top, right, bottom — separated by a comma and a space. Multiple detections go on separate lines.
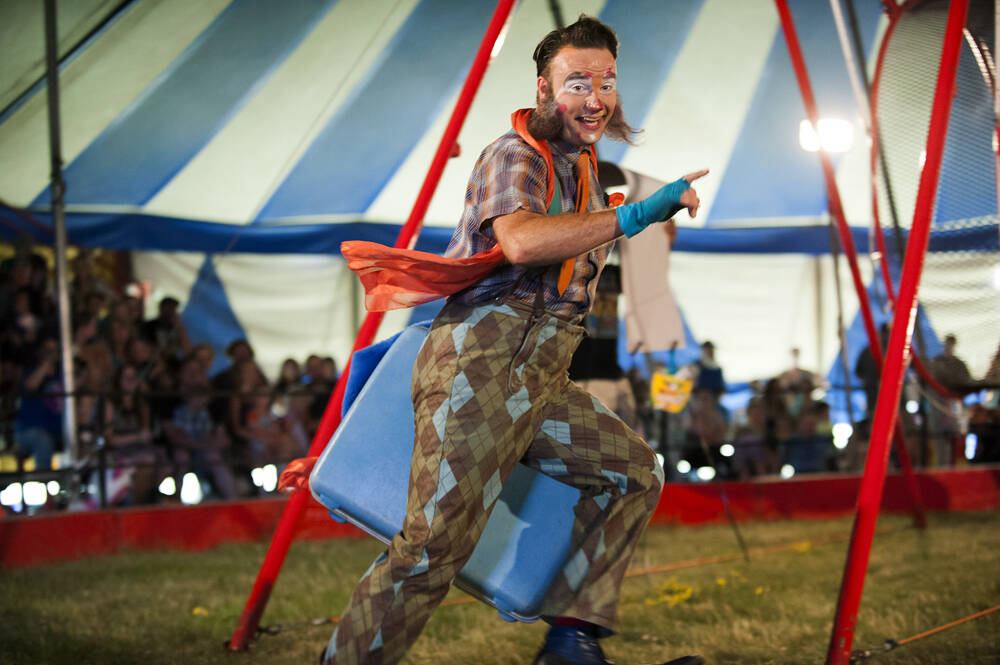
760, 377, 792, 473
681, 387, 730, 473
777, 347, 820, 420
691, 340, 725, 397
318, 15, 705, 665
102, 363, 163, 504
731, 396, 769, 478
855, 323, 890, 421
782, 400, 834, 474
13, 335, 64, 471
162, 355, 237, 500
273, 357, 304, 397
141, 295, 191, 363
927, 333, 973, 465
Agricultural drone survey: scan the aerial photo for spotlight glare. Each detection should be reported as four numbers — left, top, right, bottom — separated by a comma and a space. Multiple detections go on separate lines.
47, 480, 60, 496
262, 465, 278, 493
23, 481, 47, 507
158, 477, 177, 496
1, 482, 22, 506
832, 422, 853, 450
676, 459, 692, 474
655, 453, 665, 469
719, 444, 735, 458
799, 118, 854, 153
696, 466, 716, 481
780, 464, 795, 479
905, 400, 919, 414
965, 433, 978, 460
180, 472, 203, 505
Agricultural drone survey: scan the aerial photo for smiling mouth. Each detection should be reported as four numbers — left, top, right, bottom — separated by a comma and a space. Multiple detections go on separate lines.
577, 114, 605, 130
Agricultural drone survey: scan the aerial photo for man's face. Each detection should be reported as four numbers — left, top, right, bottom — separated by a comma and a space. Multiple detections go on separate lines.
540, 47, 617, 146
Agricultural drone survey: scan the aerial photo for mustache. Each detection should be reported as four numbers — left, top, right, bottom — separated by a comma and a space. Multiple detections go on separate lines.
527, 92, 642, 145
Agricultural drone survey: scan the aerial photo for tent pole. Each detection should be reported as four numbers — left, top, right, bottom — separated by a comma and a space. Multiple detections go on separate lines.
227, 0, 519, 651
824, 1, 968, 662
773, 0, 926, 529
44, 0, 78, 493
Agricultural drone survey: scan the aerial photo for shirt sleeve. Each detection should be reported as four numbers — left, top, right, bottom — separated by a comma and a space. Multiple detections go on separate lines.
476, 137, 548, 229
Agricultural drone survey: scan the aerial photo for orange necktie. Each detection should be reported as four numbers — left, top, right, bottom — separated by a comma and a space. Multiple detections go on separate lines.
556, 152, 592, 294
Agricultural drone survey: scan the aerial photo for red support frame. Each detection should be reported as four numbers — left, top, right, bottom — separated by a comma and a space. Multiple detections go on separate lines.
824, 1, 970, 663
773, 0, 926, 529
226, 0, 518, 650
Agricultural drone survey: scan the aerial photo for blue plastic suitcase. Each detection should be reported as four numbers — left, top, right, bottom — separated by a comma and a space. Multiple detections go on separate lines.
309, 324, 582, 622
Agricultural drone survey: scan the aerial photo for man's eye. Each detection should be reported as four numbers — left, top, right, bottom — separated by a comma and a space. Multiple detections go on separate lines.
568, 83, 588, 94
600, 84, 615, 93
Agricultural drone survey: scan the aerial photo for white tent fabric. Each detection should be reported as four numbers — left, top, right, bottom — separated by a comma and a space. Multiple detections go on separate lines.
1, 0, 996, 390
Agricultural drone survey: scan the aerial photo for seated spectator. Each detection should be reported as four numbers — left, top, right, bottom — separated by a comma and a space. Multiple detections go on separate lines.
731, 397, 769, 478
761, 377, 793, 463
162, 356, 236, 500
273, 357, 303, 396
188, 343, 216, 383
680, 387, 729, 471
777, 347, 820, 420
102, 363, 163, 505
141, 296, 191, 363
782, 400, 834, 474
13, 335, 63, 471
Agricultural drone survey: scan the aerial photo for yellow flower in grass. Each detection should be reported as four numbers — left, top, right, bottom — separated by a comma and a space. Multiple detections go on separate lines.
792, 541, 812, 552
645, 576, 695, 607
716, 577, 727, 587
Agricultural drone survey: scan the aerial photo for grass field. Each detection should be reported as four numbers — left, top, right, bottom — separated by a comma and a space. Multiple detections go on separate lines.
1, 511, 997, 664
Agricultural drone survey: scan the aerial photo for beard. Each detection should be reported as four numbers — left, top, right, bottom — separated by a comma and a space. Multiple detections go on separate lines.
527, 92, 641, 145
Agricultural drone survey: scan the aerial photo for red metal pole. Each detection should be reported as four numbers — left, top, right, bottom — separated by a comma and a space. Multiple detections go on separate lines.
227, 0, 518, 650
774, 0, 926, 528
825, 2, 968, 663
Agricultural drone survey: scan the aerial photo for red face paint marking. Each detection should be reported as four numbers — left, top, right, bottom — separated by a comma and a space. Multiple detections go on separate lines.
558, 103, 567, 112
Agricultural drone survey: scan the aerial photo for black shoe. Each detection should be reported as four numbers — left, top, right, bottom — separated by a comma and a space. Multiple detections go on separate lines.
532, 626, 705, 665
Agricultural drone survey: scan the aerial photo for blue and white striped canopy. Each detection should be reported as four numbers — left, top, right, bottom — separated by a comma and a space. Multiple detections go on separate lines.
1, 0, 996, 390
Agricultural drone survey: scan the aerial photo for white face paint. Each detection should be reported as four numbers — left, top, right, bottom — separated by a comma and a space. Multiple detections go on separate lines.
540, 47, 617, 146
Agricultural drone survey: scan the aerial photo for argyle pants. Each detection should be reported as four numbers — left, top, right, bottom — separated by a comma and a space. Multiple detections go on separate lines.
322, 300, 664, 665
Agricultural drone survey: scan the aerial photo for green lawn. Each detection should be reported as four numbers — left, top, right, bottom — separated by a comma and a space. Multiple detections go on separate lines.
2, 511, 997, 664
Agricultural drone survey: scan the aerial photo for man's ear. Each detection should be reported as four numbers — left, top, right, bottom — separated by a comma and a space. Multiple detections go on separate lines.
537, 76, 549, 100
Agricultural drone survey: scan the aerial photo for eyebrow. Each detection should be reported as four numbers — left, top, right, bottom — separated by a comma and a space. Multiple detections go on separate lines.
566, 71, 616, 80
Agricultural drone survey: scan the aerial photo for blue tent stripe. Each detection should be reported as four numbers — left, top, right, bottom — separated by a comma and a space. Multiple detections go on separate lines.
595, 0, 705, 164
181, 256, 249, 377
707, 0, 882, 225
32, 0, 337, 207
256, 0, 496, 220
5, 209, 995, 256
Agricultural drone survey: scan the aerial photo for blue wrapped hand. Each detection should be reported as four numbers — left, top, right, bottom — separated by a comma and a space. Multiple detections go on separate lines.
615, 169, 709, 238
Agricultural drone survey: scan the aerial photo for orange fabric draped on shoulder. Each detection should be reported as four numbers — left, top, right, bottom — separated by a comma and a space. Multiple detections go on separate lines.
341, 241, 506, 311
340, 108, 599, 312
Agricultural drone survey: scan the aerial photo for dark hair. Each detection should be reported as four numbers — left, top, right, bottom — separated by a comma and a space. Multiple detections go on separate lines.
533, 15, 619, 78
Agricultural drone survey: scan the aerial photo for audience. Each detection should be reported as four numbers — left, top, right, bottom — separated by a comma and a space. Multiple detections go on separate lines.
2, 248, 995, 516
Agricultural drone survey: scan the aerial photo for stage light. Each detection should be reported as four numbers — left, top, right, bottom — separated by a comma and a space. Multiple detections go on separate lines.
719, 444, 735, 457
833, 423, 853, 450
261, 465, 278, 493
251, 467, 265, 487
159, 477, 177, 496
1, 482, 22, 506
799, 118, 853, 153
676, 459, 691, 474
180, 472, 203, 505
965, 433, 978, 460
780, 464, 795, 479
47, 480, 60, 496
905, 400, 919, 414
23, 481, 47, 506
696, 466, 716, 481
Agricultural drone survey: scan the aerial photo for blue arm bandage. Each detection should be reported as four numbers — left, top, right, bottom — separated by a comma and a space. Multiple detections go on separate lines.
615, 177, 690, 238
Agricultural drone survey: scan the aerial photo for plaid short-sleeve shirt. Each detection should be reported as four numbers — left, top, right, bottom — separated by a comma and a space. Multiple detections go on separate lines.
444, 130, 614, 320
